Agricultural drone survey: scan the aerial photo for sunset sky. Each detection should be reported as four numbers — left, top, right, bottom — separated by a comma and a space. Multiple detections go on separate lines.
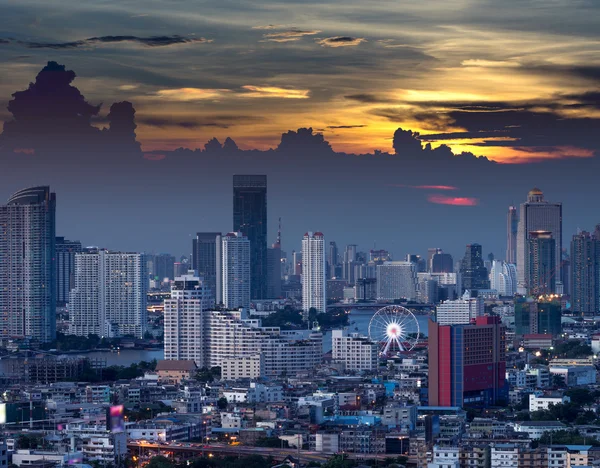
0, 0, 599, 163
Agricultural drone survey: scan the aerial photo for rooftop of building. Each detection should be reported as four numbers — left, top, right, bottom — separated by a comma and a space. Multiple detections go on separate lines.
155, 360, 197, 372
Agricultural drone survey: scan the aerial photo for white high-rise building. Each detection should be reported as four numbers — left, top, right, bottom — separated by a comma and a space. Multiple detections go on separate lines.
302, 232, 326, 316
69, 250, 147, 338
489, 260, 517, 296
436, 291, 484, 325
0, 186, 56, 343
516, 188, 562, 294
164, 273, 213, 366
377, 261, 418, 301
222, 232, 250, 310
331, 329, 378, 371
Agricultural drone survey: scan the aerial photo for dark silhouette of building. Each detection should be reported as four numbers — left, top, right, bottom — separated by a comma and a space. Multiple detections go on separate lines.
153, 253, 176, 281
459, 244, 490, 292
0, 186, 56, 343
514, 295, 562, 337
56, 237, 82, 306
192, 232, 222, 303
431, 252, 454, 273
570, 229, 600, 315
328, 241, 338, 279
526, 231, 556, 295
506, 205, 518, 264
233, 175, 268, 300
429, 316, 506, 407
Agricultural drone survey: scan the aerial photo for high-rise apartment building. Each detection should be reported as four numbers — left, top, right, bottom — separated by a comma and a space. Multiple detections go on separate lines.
222, 232, 251, 310
69, 250, 148, 338
192, 232, 222, 303
302, 232, 326, 315
517, 188, 562, 294
55, 237, 82, 306
506, 206, 518, 264
436, 291, 484, 325
459, 244, 490, 292
526, 231, 556, 295
489, 260, 517, 296
376, 261, 418, 301
331, 329, 378, 371
570, 229, 600, 315
164, 273, 213, 366
429, 316, 506, 407
233, 175, 267, 300
0, 186, 56, 343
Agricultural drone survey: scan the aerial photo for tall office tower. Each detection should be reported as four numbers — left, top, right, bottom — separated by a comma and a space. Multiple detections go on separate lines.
526, 231, 556, 295
376, 261, 418, 301
429, 316, 506, 407
55, 237, 82, 306
267, 246, 282, 298
517, 188, 562, 293
328, 241, 339, 279
343, 244, 357, 283
489, 260, 517, 296
153, 253, 175, 281
233, 175, 267, 300
431, 252, 454, 273
514, 295, 562, 337
164, 273, 213, 366
427, 248, 442, 271
222, 232, 251, 310
506, 206, 518, 264
292, 251, 303, 276
69, 250, 148, 338
192, 232, 222, 303
459, 244, 490, 292
570, 230, 600, 315
436, 291, 484, 325
302, 232, 326, 316
0, 186, 56, 343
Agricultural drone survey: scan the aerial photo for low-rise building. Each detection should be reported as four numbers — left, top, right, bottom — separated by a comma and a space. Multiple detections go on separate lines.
221, 354, 265, 380
155, 360, 198, 383
529, 392, 570, 412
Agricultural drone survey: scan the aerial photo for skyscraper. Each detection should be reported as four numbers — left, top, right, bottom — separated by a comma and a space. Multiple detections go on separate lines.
431, 252, 454, 273
429, 316, 506, 407
192, 232, 222, 303
526, 231, 556, 295
343, 244, 357, 284
55, 236, 82, 306
514, 295, 562, 337
517, 188, 562, 294
506, 206, 518, 264
69, 250, 148, 338
233, 175, 267, 300
459, 244, 490, 292
222, 232, 251, 310
153, 253, 175, 281
489, 260, 517, 296
328, 241, 339, 279
164, 272, 213, 366
0, 186, 56, 343
302, 232, 326, 316
267, 245, 282, 298
570, 229, 600, 315
376, 261, 418, 301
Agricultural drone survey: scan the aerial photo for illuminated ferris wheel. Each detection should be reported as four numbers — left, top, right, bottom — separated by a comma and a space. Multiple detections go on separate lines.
368, 305, 420, 356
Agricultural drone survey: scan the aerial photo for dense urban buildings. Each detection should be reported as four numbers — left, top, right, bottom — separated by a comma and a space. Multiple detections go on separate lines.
164, 273, 213, 365
0, 186, 56, 343
191, 232, 222, 303
69, 250, 148, 338
459, 244, 490, 292
489, 260, 517, 296
517, 188, 563, 294
55, 237, 82, 306
301, 232, 326, 315
233, 175, 267, 300
221, 232, 251, 310
436, 291, 484, 325
429, 316, 506, 407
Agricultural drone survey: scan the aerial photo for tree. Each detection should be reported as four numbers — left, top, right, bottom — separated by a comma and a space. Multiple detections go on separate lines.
321, 454, 357, 468
254, 437, 289, 448
217, 397, 228, 409
146, 456, 173, 468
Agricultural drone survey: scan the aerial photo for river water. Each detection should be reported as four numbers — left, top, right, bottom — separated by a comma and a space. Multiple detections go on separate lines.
0, 310, 432, 373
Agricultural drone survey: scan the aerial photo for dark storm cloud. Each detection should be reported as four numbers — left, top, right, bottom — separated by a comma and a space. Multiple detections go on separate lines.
316, 36, 366, 47
344, 93, 391, 104
137, 115, 262, 129
1, 35, 211, 49
326, 125, 367, 129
